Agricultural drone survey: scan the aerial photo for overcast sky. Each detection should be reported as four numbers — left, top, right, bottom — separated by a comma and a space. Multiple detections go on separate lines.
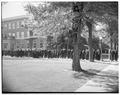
2, 2, 27, 18
2, 1, 41, 19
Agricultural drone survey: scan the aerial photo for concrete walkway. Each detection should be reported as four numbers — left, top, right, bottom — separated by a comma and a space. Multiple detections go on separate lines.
75, 64, 118, 92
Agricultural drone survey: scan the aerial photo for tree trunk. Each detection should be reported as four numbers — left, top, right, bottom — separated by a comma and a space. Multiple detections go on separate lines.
72, 30, 82, 71
72, 2, 84, 72
72, 41, 82, 71
86, 21, 94, 62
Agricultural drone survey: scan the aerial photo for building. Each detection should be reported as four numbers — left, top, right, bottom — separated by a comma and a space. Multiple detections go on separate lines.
2, 15, 47, 51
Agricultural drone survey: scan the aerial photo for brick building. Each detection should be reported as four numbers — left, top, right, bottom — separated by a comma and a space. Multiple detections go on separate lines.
2, 15, 47, 51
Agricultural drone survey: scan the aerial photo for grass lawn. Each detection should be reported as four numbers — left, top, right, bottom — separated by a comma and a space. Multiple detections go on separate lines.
2, 56, 113, 92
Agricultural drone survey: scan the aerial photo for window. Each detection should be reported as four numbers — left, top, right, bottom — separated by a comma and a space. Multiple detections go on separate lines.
17, 32, 19, 38
16, 41, 20, 49
4, 43, 8, 49
21, 44, 24, 48
4, 24, 7, 28
12, 33, 15, 37
9, 23, 11, 29
21, 21, 25, 28
29, 30, 33, 36
33, 39, 36, 43
27, 31, 30, 37
17, 21, 19, 28
17, 46, 19, 48
33, 43, 36, 48
9, 33, 11, 36
21, 32, 24, 38
33, 40, 36, 48
3, 34, 7, 39
27, 40, 29, 48
12, 23, 15, 29
40, 43, 43, 48
27, 40, 29, 44
21, 20, 24, 26
27, 44, 29, 48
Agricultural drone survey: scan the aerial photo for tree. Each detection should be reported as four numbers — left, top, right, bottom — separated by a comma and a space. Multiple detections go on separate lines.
24, 2, 84, 72
24, 2, 118, 72
105, 17, 118, 50
81, 2, 118, 62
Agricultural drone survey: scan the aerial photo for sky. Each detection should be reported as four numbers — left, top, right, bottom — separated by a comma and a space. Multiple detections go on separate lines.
2, 2, 27, 18
2, 1, 41, 19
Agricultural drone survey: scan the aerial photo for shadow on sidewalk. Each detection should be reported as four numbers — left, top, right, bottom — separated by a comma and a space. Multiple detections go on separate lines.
73, 69, 119, 93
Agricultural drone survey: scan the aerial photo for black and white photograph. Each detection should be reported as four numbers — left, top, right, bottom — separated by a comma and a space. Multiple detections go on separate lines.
1, 0, 119, 93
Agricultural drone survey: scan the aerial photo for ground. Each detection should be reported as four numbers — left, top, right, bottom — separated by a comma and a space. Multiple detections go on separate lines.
2, 56, 119, 92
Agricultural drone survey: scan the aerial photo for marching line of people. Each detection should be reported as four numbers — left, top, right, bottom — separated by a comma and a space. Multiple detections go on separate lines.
2, 49, 118, 61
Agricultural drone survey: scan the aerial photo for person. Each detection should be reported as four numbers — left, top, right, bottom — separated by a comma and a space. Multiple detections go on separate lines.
111, 49, 115, 61
63, 49, 66, 58
39, 50, 42, 58
67, 49, 70, 58
85, 49, 89, 60
44, 50, 47, 58
82, 49, 86, 60
10, 50, 14, 57
96, 49, 100, 60
59, 50, 62, 58
115, 49, 118, 61
93, 49, 96, 60
112, 49, 116, 61
79, 50, 82, 59
70, 49, 73, 59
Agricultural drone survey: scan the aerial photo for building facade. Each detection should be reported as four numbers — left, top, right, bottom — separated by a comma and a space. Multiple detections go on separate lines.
2, 15, 47, 51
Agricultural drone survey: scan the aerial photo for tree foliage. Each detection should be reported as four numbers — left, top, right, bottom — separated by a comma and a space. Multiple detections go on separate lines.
24, 2, 73, 37
24, 2, 118, 39
24, 2, 118, 71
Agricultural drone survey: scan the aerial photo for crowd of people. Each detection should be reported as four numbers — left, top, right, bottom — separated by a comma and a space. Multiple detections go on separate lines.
2, 49, 118, 61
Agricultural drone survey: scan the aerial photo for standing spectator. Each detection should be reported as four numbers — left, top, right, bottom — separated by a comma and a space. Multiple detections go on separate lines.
85, 49, 89, 60
82, 50, 85, 60
115, 49, 118, 61
96, 49, 100, 60
93, 49, 96, 60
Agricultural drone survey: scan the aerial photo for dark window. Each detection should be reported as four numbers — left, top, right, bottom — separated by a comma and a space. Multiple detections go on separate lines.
3, 34, 8, 39
17, 46, 19, 48
33, 43, 36, 48
40, 43, 43, 48
27, 44, 29, 48
21, 44, 24, 48
4, 43, 8, 49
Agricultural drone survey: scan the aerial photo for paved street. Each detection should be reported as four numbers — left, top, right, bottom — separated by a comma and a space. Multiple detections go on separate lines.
2, 56, 119, 92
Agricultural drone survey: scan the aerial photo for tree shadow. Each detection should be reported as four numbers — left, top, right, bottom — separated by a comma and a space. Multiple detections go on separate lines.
73, 69, 100, 79
73, 69, 119, 93
92, 70, 119, 92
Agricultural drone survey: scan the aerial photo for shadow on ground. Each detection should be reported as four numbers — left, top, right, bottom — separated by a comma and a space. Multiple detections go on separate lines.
73, 69, 119, 93
2, 82, 13, 92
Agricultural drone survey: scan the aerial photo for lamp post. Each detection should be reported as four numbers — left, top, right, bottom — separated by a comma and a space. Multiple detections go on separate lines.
99, 36, 102, 61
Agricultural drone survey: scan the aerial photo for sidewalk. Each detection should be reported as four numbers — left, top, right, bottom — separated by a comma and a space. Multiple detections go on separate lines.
75, 64, 119, 92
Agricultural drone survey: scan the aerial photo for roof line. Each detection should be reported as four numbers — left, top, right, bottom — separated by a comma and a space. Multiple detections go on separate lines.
2, 15, 28, 22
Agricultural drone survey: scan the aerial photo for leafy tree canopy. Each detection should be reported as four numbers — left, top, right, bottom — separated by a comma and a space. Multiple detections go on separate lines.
24, 2, 118, 48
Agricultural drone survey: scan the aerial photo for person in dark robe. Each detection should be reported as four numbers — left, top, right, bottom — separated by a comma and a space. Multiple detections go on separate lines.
85, 49, 89, 60
93, 49, 96, 60
115, 49, 118, 61
96, 49, 100, 60
82, 50, 85, 60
